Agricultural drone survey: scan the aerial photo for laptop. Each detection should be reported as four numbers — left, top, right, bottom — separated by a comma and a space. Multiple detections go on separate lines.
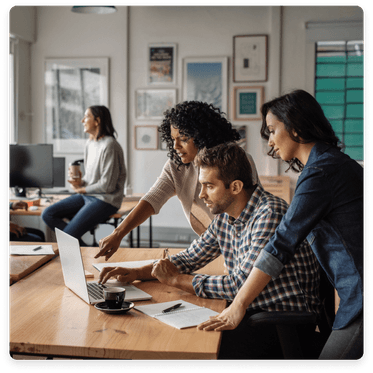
55, 228, 152, 305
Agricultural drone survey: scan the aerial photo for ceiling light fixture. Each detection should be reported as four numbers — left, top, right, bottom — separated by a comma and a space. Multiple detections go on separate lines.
71, 6, 117, 14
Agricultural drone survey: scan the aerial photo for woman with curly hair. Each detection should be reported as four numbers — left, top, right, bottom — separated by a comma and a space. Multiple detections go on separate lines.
95, 101, 260, 260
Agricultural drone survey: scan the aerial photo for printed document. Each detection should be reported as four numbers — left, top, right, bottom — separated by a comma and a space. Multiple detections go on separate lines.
135, 299, 218, 329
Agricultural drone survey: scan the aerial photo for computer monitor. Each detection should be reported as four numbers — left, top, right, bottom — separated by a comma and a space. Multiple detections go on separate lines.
53, 157, 66, 187
10, 144, 54, 196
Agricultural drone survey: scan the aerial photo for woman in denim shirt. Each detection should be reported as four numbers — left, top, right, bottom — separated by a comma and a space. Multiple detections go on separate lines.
198, 90, 363, 359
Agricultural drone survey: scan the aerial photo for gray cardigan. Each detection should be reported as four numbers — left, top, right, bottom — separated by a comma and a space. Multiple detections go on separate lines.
82, 136, 126, 209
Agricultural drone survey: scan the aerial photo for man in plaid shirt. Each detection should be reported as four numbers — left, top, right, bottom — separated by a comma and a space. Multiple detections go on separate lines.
99, 142, 321, 358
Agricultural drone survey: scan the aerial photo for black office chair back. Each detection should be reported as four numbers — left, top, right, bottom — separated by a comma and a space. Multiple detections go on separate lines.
245, 267, 335, 359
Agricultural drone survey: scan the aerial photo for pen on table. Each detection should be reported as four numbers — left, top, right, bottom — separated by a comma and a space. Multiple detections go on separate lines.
33, 246, 42, 251
162, 303, 183, 313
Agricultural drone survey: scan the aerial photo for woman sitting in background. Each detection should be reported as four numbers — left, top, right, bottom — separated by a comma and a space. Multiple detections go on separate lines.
198, 90, 363, 359
10, 201, 45, 242
95, 101, 260, 260
42, 105, 126, 246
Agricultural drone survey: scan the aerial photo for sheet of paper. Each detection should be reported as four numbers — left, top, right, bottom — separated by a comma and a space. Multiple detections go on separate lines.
93, 259, 155, 272
10, 244, 55, 256
155, 307, 218, 329
135, 300, 218, 329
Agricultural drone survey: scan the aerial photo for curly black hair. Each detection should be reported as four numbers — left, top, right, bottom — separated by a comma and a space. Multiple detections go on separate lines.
159, 101, 240, 168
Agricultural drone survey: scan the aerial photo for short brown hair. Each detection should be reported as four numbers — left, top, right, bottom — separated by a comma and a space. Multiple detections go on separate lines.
195, 142, 254, 191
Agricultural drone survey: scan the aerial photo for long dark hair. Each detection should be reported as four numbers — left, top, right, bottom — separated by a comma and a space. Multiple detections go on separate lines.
89, 105, 117, 140
159, 101, 240, 168
260, 90, 343, 172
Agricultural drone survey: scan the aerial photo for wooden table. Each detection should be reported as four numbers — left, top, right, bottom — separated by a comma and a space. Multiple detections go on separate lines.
9, 194, 142, 217
10, 247, 226, 359
9, 242, 58, 285
10, 193, 152, 247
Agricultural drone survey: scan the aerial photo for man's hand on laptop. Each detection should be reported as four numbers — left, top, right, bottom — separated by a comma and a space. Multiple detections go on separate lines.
99, 267, 138, 284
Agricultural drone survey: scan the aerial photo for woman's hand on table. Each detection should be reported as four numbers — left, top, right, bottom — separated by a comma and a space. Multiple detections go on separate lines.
197, 301, 247, 331
95, 230, 122, 261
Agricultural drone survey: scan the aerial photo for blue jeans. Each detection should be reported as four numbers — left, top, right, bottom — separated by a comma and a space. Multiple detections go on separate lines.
42, 194, 118, 245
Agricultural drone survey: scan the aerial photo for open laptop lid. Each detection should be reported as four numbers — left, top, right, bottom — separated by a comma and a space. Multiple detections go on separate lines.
55, 228, 92, 304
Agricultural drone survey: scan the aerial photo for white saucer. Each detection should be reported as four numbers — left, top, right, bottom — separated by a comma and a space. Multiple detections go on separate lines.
94, 301, 134, 314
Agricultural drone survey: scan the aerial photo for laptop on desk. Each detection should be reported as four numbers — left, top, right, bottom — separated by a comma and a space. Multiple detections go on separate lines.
55, 228, 152, 305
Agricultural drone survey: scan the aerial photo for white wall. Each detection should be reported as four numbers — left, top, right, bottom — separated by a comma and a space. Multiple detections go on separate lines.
30, 6, 129, 185
128, 6, 280, 229
9, 5, 36, 42
22, 5, 363, 231
9, 6, 36, 144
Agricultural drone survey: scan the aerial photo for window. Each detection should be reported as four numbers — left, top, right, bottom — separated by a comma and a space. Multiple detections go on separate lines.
315, 40, 364, 162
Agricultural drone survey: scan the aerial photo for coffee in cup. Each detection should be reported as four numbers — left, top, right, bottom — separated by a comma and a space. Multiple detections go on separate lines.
69, 162, 81, 181
103, 287, 126, 309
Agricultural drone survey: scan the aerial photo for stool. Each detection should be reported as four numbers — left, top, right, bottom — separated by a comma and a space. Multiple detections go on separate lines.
89, 214, 153, 248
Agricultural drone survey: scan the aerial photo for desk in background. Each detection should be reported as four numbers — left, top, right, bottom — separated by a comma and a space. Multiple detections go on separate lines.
9, 242, 58, 285
10, 247, 226, 359
10, 193, 152, 248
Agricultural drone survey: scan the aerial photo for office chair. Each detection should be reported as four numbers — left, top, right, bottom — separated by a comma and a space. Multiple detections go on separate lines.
246, 269, 334, 359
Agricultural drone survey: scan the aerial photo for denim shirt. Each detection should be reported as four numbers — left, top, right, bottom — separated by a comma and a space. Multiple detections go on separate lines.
254, 142, 363, 330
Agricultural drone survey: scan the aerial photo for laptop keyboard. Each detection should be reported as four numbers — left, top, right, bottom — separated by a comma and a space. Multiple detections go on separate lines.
87, 282, 104, 300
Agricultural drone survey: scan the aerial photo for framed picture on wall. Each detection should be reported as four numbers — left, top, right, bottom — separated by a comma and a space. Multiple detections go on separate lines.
148, 43, 177, 85
135, 125, 159, 150
233, 35, 268, 82
136, 89, 177, 120
232, 86, 264, 121
183, 57, 228, 114
44, 58, 109, 153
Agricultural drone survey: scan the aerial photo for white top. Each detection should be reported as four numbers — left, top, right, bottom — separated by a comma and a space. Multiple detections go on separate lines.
82, 136, 126, 209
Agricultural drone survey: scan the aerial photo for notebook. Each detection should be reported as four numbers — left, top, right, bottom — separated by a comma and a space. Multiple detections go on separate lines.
135, 299, 219, 329
10, 244, 54, 256
55, 228, 152, 305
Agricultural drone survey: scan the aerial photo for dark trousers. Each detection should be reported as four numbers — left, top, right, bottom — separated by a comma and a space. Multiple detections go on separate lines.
319, 312, 363, 359
10, 227, 45, 242
218, 309, 316, 359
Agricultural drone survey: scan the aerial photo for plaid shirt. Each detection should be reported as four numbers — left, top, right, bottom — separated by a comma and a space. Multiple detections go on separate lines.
171, 185, 321, 314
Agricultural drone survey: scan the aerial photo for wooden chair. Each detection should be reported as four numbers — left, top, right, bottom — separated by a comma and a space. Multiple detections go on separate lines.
259, 175, 291, 204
